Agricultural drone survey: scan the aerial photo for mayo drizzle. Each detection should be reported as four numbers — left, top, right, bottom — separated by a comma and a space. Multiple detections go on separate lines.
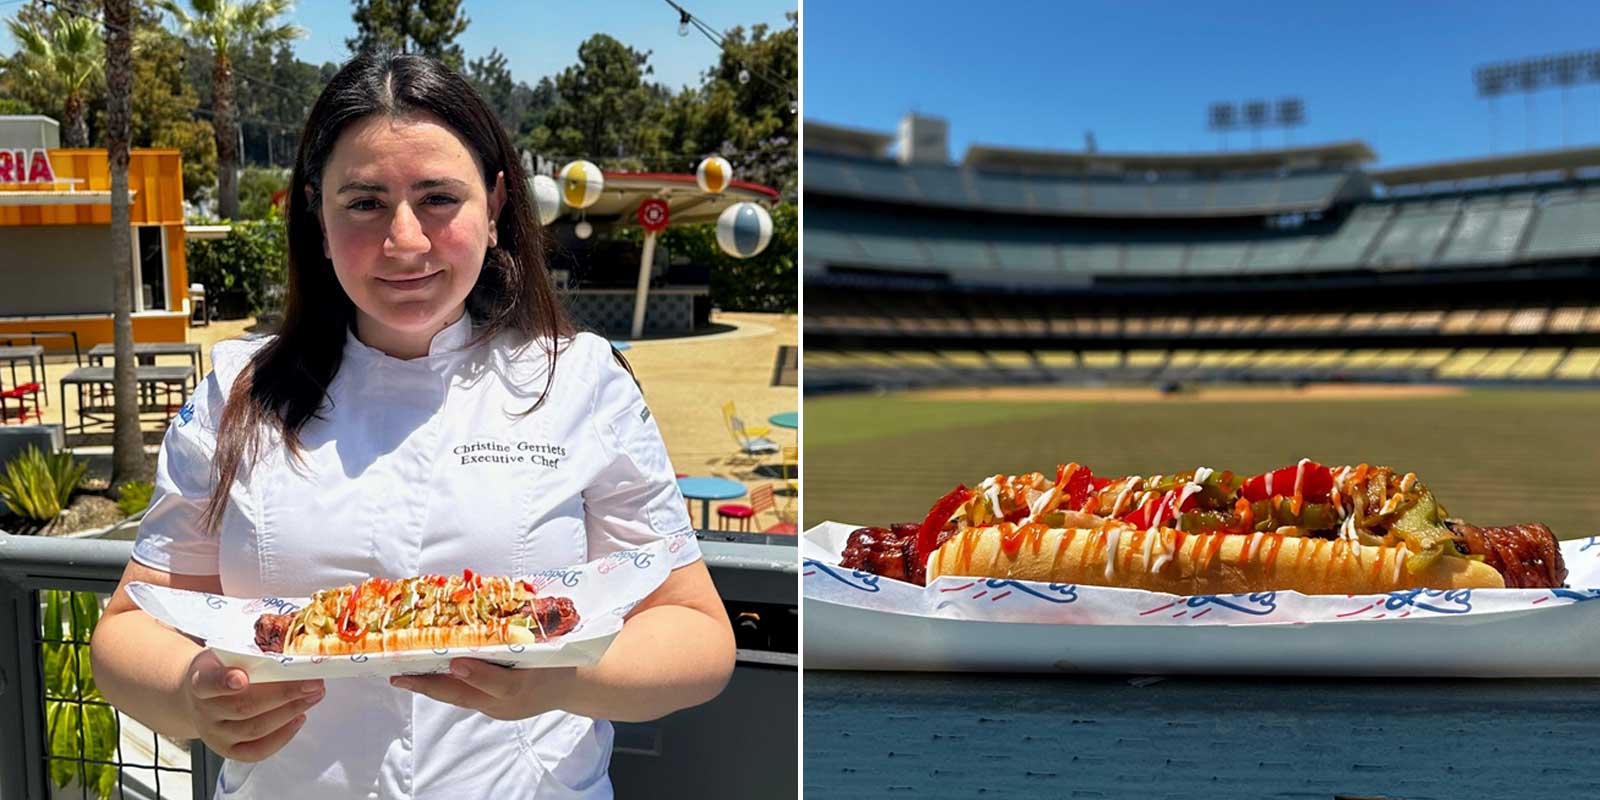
1104, 526, 1123, 578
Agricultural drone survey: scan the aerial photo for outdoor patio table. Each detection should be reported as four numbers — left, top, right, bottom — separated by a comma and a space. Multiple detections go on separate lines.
59, 365, 196, 435
768, 411, 798, 429
87, 342, 204, 392
0, 331, 82, 367
677, 476, 746, 530
0, 345, 46, 403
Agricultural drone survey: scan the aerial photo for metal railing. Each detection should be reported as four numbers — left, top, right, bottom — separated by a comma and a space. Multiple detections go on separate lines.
0, 532, 798, 800
0, 534, 219, 800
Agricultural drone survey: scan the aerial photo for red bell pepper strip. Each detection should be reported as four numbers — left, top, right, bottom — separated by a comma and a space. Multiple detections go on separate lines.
1241, 461, 1333, 503
337, 581, 367, 642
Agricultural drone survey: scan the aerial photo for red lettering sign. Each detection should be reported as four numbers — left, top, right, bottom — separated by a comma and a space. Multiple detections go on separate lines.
0, 150, 57, 183
27, 150, 54, 183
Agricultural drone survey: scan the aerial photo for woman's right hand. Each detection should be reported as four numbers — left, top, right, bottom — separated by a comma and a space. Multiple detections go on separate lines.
182, 649, 324, 762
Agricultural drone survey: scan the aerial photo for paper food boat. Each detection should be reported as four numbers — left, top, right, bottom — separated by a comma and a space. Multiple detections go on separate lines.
129, 534, 691, 682
803, 521, 1600, 677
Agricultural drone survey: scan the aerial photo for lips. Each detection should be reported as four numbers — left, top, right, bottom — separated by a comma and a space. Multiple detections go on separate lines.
378, 271, 443, 291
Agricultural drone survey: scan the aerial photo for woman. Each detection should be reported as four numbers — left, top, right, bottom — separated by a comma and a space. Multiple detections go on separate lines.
90, 52, 735, 799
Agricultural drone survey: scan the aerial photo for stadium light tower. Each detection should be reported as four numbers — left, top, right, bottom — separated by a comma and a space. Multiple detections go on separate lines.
1474, 64, 1509, 153
1208, 102, 1238, 151
1243, 100, 1270, 149
1475, 50, 1600, 154
1276, 97, 1306, 147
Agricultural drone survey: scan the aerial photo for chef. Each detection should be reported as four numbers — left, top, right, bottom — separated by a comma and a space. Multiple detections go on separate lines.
89, 52, 735, 799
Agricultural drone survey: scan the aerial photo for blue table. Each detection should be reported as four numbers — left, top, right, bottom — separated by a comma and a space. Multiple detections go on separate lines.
677, 476, 746, 530
768, 411, 798, 429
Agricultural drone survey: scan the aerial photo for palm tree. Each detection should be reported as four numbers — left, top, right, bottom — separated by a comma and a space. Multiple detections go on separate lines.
5, 10, 104, 147
156, 0, 300, 220
104, 0, 145, 486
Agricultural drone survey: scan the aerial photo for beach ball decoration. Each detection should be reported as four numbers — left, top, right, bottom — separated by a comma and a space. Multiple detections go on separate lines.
530, 174, 561, 226
715, 202, 772, 259
558, 159, 604, 209
696, 156, 732, 194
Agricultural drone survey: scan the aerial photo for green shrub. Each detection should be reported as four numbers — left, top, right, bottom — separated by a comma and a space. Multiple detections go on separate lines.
185, 218, 288, 319
42, 589, 118, 799
115, 481, 155, 517
0, 446, 87, 522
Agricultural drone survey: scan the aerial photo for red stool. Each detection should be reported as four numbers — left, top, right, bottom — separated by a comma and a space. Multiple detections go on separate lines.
716, 503, 755, 532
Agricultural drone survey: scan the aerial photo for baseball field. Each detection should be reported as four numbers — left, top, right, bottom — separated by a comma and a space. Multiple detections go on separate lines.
801, 384, 1600, 540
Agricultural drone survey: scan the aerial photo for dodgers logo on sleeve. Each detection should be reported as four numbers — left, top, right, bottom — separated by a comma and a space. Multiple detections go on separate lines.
177, 401, 195, 427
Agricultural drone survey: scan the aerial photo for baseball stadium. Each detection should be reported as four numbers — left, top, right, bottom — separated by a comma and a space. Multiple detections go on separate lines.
801, 113, 1600, 539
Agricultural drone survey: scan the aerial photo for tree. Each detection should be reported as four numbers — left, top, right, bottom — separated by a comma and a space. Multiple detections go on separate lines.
104, 0, 146, 487
660, 14, 798, 198
467, 47, 528, 137
347, 0, 467, 70
156, 0, 301, 220
526, 34, 669, 169
4, 8, 104, 146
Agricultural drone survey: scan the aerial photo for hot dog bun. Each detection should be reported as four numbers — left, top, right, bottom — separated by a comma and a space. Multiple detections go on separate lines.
283, 623, 545, 656
926, 524, 1505, 593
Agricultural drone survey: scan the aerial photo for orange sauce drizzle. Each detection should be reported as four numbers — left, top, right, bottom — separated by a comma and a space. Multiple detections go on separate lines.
1263, 534, 1285, 574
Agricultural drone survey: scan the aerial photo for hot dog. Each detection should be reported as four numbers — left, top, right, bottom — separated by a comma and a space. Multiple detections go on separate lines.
838, 459, 1566, 592
253, 570, 580, 655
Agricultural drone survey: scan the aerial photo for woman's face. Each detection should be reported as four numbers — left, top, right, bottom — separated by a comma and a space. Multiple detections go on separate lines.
314, 111, 506, 359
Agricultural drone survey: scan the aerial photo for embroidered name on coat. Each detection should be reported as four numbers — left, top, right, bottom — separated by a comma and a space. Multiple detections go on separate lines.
452, 440, 567, 468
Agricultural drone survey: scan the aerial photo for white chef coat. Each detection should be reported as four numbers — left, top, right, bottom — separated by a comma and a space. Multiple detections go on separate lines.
131, 312, 702, 800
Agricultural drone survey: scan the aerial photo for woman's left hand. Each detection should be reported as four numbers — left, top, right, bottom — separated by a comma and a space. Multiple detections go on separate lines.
390, 660, 576, 721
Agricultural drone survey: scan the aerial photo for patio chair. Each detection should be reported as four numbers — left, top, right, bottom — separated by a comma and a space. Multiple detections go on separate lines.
717, 483, 790, 533
720, 401, 771, 439
728, 416, 779, 460
0, 378, 42, 425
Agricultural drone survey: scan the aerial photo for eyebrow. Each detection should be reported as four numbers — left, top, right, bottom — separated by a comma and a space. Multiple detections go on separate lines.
335, 177, 469, 194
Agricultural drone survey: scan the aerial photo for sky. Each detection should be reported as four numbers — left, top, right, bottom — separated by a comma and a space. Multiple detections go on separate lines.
1, 0, 796, 96
803, 0, 1600, 168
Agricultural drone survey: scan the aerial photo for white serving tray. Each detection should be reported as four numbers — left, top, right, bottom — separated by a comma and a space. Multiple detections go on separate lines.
129, 534, 688, 682
803, 521, 1600, 677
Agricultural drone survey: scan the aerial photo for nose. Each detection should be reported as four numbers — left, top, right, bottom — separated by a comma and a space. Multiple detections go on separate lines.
383, 201, 430, 256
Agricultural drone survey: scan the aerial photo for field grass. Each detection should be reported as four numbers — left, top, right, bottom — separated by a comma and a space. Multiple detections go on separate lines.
802, 387, 1600, 540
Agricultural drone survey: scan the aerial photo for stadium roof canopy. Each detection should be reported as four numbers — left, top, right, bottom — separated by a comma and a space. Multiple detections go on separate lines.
961, 141, 1377, 177
805, 121, 894, 159
1372, 146, 1600, 187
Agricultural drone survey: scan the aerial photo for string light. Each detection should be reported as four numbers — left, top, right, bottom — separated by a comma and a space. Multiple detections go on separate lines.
661, 0, 795, 111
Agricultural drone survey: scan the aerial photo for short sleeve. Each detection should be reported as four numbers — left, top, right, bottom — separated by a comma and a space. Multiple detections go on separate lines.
130, 370, 225, 575
582, 338, 702, 570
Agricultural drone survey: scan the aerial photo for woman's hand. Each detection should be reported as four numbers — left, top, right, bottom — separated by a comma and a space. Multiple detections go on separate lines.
389, 660, 573, 721
182, 649, 326, 762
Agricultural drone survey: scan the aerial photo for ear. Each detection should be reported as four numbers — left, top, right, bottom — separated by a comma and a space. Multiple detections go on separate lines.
488, 171, 507, 229
305, 184, 330, 259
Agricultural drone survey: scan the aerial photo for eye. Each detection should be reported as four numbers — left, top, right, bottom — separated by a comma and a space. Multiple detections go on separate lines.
346, 197, 382, 211
423, 194, 460, 207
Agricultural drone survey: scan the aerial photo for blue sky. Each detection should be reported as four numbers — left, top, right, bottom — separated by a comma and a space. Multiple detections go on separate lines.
2, 0, 796, 95
292, 0, 795, 93
803, 0, 1600, 168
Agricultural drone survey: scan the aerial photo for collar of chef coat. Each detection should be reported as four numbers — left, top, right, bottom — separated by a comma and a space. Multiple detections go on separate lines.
341, 309, 477, 368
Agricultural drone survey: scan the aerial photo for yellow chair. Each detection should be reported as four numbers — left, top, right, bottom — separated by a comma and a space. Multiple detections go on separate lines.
721, 401, 771, 438
779, 445, 799, 516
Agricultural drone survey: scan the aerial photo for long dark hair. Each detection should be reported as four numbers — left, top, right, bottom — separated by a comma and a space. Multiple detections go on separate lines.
204, 52, 578, 533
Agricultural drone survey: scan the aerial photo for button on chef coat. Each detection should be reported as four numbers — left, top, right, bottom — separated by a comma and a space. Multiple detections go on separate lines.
132, 312, 702, 799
